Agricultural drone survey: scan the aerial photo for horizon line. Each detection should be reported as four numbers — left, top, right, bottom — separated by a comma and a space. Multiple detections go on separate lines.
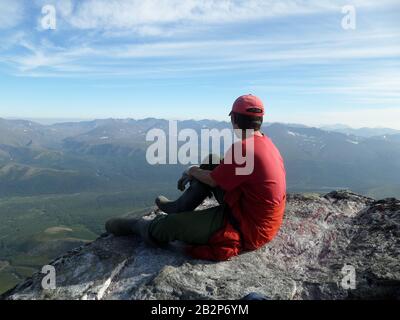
2, 116, 400, 131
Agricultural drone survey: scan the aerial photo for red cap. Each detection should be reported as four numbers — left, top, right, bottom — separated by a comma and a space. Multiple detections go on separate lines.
229, 94, 265, 117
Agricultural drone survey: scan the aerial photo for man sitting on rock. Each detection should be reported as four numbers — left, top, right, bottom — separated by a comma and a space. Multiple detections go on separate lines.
105, 94, 287, 261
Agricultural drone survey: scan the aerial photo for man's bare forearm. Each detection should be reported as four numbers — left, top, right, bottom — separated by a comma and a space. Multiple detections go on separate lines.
188, 166, 217, 188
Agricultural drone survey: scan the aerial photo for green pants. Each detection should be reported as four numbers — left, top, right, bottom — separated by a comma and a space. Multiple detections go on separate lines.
149, 185, 226, 245
149, 205, 225, 245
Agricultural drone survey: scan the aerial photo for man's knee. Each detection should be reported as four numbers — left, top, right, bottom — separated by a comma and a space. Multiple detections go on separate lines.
149, 207, 225, 246
149, 214, 178, 244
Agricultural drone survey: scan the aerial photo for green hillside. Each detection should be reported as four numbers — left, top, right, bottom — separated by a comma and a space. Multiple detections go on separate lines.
0, 188, 178, 294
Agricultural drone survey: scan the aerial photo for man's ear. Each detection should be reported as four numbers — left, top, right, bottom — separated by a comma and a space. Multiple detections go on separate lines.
230, 114, 236, 125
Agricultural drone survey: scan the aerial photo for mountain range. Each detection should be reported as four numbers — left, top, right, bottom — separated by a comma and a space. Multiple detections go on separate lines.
1, 117, 399, 198
0, 117, 399, 294
320, 124, 400, 138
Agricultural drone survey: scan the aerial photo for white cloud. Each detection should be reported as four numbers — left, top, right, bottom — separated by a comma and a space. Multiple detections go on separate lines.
306, 71, 400, 94
5, 27, 399, 74
248, 68, 400, 115
3, 0, 400, 34
2, 0, 399, 83
52, 0, 399, 32
309, 72, 400, 102
57, 0, 74, 16
0, 0, 24, 29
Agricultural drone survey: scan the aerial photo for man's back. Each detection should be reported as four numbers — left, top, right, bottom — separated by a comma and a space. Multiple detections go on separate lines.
244, 134, 286, 206
212, 134, 286, 250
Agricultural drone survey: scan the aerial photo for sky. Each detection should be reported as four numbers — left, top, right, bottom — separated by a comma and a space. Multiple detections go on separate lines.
0, 0, 399, 128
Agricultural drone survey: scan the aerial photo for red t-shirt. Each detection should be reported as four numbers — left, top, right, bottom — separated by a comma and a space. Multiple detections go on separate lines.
187, 134, 286, 261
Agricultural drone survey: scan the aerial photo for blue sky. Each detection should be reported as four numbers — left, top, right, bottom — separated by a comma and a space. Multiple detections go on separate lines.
0, 0, 399, 128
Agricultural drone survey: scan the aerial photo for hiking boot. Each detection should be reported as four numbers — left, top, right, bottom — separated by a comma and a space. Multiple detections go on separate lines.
105, 216, 137, 236
155, 179, 211, 214
105, 216, 157, 246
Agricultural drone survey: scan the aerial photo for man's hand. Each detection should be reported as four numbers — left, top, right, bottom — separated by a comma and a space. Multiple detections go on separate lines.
187, 165, 199, 178
177, 171, 191, 191
187, 166, 217, 188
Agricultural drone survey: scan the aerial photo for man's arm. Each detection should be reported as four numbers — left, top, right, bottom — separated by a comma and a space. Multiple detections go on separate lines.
187, 166, 217, 188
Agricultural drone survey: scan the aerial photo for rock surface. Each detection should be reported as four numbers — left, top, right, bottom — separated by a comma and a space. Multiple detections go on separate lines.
2, 191, 399, 300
